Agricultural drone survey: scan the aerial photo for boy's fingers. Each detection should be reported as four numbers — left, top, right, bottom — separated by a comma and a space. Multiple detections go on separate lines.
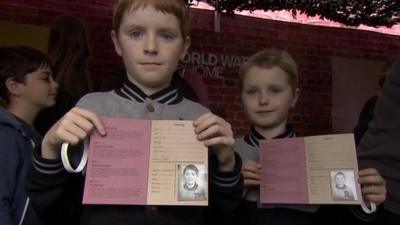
243, 161, 261, 168
196, 124, 220, 140
197, 121, 231, 137
242, 166, 260, 174
194, 113, 231, 135
193, 112, 213, 127
242, 162, 262, 174
364, 194, 386, 205
358, 175, 385, 186
64, 125, 90, 141
68, 114, 94, 134
70, 107, 106, 135
359, 168, 379, 176
242, 171, 262, 180
203, 136, 234, 147
57, 113, 94, 142
362, 185, 386, 195
244, 179, 262, 186
55, 129, 81, 145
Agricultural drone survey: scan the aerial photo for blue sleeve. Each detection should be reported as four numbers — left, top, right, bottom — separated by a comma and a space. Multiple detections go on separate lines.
0, 129, 20, 225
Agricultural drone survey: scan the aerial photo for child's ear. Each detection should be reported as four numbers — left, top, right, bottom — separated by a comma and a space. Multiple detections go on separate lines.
291, 88, 300, 108
111, 30, 122, 56
5, 77, 23, 97
180, 36, 191, 61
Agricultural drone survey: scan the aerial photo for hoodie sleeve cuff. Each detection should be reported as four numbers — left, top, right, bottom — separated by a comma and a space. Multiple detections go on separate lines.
31, 145, 65, 175
210, 152, 243, 192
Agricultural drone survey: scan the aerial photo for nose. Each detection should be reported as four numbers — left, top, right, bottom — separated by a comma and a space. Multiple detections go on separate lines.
50, 76, 59, 91
144, 34, 158, 55
258, 91, 269, 105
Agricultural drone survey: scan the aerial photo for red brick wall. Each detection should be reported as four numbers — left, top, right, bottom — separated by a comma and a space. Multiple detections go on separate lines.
1, 0, 400, 136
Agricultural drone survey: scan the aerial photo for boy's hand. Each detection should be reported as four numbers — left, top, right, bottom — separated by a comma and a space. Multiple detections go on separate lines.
242, 161, 262, 186
358, 168, 386, 206
193, 112, 235, 171
42, 107, 106, 159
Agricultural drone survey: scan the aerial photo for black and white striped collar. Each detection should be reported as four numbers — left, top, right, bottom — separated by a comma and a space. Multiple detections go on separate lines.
115, 75, 183, 105
244, 124, 296, 148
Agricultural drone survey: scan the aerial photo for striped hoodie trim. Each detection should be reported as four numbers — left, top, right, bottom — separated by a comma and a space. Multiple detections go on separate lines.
211, 152, 243, 188
32, 151, 64, 174
116, 77, 183, 105
244, 124, 295, 148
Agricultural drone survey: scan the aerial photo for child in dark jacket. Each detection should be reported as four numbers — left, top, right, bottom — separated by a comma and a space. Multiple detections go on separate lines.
0, 46, 58, 225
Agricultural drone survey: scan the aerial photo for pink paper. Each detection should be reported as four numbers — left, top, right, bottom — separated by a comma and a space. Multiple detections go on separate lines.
83, 117, 151, 205
259, 138, 308, 204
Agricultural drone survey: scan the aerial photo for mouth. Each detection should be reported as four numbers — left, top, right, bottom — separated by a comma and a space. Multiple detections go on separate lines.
256, 110, 274, 114
256, 110, 274, 116
139, 62, 163, 71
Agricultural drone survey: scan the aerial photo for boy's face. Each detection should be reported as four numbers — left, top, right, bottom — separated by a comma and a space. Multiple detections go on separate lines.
18, 67, 58, 109
184, 169, 197, 186
111, 6, 190, 94
335, 174, 345, 187
241, 66, 299, 130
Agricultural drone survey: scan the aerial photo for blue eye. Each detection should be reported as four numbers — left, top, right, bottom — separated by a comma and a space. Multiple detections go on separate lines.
159, 32, 176, 41
269, 87, 283, 95
129, 30, 143, 39
245, 89, 257, 95
271, 88, 281, 93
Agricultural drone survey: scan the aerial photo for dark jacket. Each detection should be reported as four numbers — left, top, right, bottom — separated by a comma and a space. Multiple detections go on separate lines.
358, 56, 400, 215
353, 95, 378, 145
0, 107, 42, 225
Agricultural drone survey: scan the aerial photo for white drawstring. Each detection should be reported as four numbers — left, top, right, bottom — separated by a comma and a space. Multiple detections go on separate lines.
361, 201, 377, 214
18, 198, 29, 225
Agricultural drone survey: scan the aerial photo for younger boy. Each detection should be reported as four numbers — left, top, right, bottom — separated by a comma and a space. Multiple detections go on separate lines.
0, 46, 58, 225
26, 1, 242, 225
234, 49, 386, 225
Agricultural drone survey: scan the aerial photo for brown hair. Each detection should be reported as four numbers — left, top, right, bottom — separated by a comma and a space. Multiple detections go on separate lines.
239, 49, 298, 91
48, 15, 92, 98
0, 46, 52, 104
113, 0, 190, 37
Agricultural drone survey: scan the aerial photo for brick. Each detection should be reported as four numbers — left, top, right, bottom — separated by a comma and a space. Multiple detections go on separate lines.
0, 1, 398, 136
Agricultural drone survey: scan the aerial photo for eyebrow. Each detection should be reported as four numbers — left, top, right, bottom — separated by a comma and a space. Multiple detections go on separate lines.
122, 24, 179, 33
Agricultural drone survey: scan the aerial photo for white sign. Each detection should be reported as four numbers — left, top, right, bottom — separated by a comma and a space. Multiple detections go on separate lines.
182, 51, 248, 79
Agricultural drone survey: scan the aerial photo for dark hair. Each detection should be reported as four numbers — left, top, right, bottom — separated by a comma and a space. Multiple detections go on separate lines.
183, 164, 199, 175
0, 46, 52, 104
335, 172, 345, 179
48, 15, 92, 98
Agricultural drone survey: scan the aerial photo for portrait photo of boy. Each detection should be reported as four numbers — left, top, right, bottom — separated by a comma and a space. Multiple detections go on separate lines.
330, 170, 357, 201
177, 164, 207, 201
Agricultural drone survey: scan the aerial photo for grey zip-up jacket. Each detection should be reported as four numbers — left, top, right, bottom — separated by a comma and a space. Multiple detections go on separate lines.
27, 80, 243, 225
